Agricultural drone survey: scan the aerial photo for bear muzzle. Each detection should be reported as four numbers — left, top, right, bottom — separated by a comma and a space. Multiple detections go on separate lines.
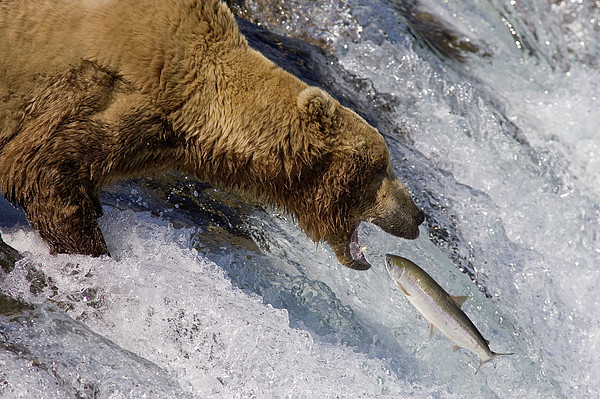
329, 208, 426, 271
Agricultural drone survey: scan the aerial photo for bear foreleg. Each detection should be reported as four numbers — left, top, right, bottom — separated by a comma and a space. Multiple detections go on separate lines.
22, 187, 109, 257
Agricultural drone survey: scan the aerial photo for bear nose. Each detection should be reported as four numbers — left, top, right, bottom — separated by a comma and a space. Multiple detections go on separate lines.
415, 210, 425, 226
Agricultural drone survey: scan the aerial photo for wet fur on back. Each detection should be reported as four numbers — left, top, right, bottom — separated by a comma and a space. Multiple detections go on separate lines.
0, 0, 423, 269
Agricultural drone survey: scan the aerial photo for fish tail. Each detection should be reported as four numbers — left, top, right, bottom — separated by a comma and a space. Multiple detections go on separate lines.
475, 351, 514, 374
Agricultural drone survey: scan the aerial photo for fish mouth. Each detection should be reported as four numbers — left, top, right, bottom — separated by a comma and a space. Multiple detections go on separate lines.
385, 254, 394, 274
385, 254, 404, 280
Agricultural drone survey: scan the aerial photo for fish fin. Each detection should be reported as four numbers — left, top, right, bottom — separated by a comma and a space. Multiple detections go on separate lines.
396, 282, 410, 297
475, 359, 486, 374
428, 323, 435, 340
475, 351, 514, 374
453, 344, 461, 352
450, 295, 469, 308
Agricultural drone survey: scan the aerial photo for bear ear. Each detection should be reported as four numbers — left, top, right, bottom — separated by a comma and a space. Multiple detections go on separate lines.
297, 87, 336, 124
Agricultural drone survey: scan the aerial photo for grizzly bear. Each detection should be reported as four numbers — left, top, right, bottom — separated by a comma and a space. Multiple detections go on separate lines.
0, 0, 424, 270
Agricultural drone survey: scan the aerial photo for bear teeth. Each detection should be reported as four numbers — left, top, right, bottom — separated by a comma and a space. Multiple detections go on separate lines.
349, 222, 365, 261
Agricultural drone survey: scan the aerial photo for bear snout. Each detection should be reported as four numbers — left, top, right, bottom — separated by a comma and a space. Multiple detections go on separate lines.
415, 210, 425, 226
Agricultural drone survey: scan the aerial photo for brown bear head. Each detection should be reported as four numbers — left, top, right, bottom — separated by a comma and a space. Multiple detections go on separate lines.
294, 87, 425, 270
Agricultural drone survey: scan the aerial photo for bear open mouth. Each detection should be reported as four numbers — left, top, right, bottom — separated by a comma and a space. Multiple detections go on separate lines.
349, 221, 371, 270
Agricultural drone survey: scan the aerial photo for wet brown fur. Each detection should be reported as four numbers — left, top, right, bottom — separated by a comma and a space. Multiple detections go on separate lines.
0, 0, 422, 268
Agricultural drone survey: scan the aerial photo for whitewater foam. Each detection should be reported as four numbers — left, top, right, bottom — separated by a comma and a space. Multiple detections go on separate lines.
1, 210, 467, 399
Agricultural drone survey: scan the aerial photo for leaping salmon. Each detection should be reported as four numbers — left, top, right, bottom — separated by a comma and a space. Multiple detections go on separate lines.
385, 254, 513, 373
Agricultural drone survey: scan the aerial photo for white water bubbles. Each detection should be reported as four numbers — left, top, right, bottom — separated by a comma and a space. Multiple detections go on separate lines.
0, 209, 461, 398
231, 0, 362, 49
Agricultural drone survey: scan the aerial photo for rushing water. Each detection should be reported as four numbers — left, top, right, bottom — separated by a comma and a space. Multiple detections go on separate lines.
1, 0, 599, 398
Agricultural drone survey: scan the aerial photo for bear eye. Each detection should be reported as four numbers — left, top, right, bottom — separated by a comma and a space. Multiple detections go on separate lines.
375, 163, 387, 175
